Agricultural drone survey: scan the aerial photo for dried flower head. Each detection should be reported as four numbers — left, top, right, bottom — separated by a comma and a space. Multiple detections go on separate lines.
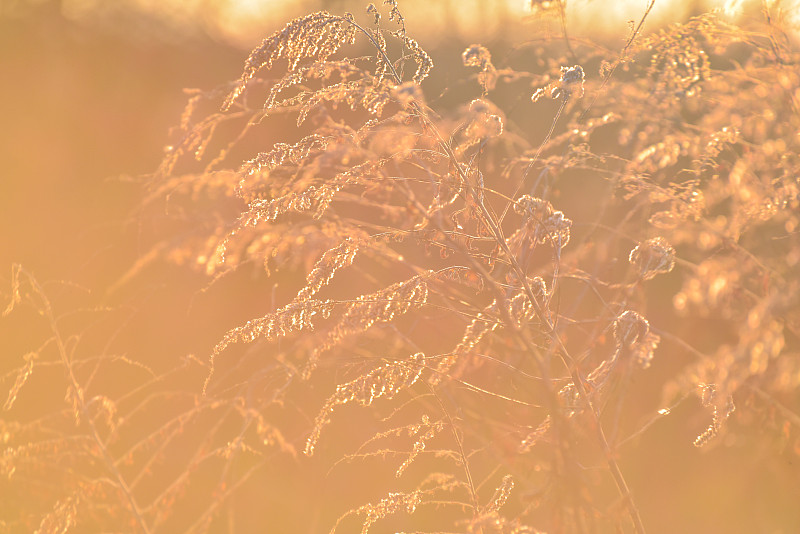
464, 98, 504, 138
508, 195, 572, 250
614, 311, 660, 369
462, 44, 498, 93
532, 64, 585, 102
629, 237, 676, 280
462, 44, 492, 68
559, 64, 585, 94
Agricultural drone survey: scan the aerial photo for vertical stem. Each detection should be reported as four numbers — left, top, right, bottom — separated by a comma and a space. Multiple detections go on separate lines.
25, 271, 152, 534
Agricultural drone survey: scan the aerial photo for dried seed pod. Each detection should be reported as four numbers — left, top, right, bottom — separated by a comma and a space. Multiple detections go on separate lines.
614, 311, 660, 369
629, 237, 676, 280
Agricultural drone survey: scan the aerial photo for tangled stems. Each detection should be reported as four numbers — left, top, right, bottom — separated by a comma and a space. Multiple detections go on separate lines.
340, 13, 647, 532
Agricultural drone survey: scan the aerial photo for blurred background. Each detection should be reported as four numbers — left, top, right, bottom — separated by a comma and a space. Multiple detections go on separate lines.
1, 0, 799, 532
0, 0, 793, 282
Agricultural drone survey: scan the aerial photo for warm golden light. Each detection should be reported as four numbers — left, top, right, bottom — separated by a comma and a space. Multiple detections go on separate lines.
56, 0, 800, 48
3, 0, 799, 532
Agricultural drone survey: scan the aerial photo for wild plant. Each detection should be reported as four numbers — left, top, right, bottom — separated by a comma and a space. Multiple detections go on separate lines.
3, 1, 799, 532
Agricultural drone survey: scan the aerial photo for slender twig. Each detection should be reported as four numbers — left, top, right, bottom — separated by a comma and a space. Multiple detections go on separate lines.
22, 269, 152, 534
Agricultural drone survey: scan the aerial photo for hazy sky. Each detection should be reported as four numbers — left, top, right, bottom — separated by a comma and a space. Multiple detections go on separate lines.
51, 0, 798, 49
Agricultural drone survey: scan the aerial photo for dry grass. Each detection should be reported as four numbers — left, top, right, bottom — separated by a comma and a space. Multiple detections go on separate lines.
3, 1, 800, 532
